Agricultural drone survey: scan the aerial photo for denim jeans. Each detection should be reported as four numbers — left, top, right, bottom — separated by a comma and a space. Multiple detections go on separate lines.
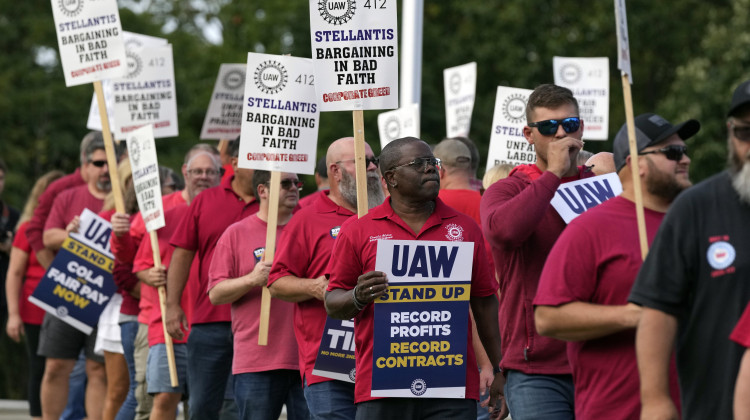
303, 379, 356, 420
504, 370, 574, 420
60, 351, 86, 420
234, 370, 309, 420
115, 321, 138, 420
187, 322, 234, 419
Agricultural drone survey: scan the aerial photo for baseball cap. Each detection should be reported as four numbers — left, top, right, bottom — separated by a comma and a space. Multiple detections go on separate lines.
728, 80, 750, 117
433, 139, 471, 168
613, 113, 700, 172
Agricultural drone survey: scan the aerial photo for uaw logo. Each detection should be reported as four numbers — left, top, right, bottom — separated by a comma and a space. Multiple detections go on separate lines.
448, 72, 462, 95
410, 378, 427, 396
318, 0, 356, 26
56, 305, 69, 318
58, 0, 84, 17
384, 117, 401, 140
330, 226, 341, 239
558, 63, 582, 84
502, 93, 527, 124
348, 368, 356, 382
445, 223, 464, 242
707, 241, 736, 271
125, 51, 143, 79
222, 69, 246, 91
254, 60, 288, 95
253, 247, 265, 263
128, 136, 142, 168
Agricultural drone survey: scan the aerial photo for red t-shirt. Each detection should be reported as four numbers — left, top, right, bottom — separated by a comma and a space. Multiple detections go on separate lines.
731, 303, 750, 347
534, 196, 680, 419
169, 175, 259, 324
269, 191, 355, 385
12, 222, 47, 325
45, 184, 104, 232
326, 198, 497, 403
26, 169, 85, 252
438, 189, 482, 225
133, 204, 193, 345
480, 164, 594, 374
208, 215, 298, 375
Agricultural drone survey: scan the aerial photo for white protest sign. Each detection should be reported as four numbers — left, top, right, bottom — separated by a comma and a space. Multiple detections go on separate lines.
126, 125, 164, 232
238, 53, 320, 175
51, 0, 127, 87
444, 62, 476, 138
553, 57, 610, 141
309, 0, 399, 111
200, 64, 247, 140
614, 0, 632, 83
111, 45, 178, 140
550, 172, 622, 223
377, 104, 420, 150
86, 32, 168, 132
486, 86, 534, 172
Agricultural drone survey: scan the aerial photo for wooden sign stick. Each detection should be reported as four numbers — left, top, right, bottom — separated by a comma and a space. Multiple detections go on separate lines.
258, 171, 281, 345
94, 81, 125, 213
150, 230, 179, 386
352, 110, 369, 218
621, 76, 649, 259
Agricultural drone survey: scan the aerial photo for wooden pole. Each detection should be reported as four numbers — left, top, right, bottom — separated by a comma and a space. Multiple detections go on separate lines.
352, 110, 369, 218
218, 139, 229, 156
94, 81, 125, 213
258, 171, 280, 346
150, 230, 179, 387
621, 76, 649, 259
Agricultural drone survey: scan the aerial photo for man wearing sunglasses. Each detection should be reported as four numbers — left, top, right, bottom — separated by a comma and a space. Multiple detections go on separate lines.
325, 137, 504, 420
268, 137, 384, 420
630, 81, 750, 420
480, 84, 592, 419
533, 113, 698, 420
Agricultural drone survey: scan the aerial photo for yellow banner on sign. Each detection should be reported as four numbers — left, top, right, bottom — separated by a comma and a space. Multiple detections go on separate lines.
377, 284, 471, 303
63, 237, 114, 272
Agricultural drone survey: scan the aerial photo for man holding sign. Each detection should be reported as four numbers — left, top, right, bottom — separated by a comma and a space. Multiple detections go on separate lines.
534, 113, 698, 419
480, 84, 592, 419
325, 137, 504, 419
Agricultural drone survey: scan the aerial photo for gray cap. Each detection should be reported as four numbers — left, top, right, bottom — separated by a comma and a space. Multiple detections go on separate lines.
613, 113, 700, 172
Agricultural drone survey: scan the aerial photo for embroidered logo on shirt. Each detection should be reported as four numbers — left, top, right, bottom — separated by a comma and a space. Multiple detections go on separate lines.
707, 240, 736, 273
369, 234, 393, 242
445, 223, 464, 242
330, 226, 341, 239
253, 247, 265, 263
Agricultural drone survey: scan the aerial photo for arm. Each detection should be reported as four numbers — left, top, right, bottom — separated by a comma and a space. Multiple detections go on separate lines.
136, 265, 166, 288
43, 215, 80, 250
5, 246, 29, 342
268, 274, 328, 302
209, 261, 271, 305
470, 310, 494, 399
110, 212, 137, 263
636, 307, 679, 420
535, 302, 642, 342
736, 349, 750, 420
325, 271, 387, 320
471, 294, 508, 420
165, 247, 195, 340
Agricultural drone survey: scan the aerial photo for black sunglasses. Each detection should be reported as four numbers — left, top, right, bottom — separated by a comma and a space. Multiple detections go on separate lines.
638, 145, 688, 161
731, 122, 750, 142
528, 117, 581, 136
90, 160, 108, 168
279, 179, 304, 190
335, 157, 380, 167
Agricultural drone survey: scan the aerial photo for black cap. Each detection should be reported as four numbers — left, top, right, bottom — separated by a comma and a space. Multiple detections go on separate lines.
613, 113, 700, 172
728, 80, 750, 117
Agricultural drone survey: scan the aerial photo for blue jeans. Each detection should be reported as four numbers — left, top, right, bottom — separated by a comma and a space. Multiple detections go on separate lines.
60, 352, 87, 420
303, 379, 355, 420
115, 321, 138, 420
187, 322, 234, 419
476, 389, 490, 420
234, 370, 309, 420
504, 370, 574, 420
355, 398, 476, 420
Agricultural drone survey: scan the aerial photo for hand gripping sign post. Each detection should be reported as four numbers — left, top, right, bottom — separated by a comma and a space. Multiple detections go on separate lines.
30, 209, 116, 334
51, 0, 127, 214
371, 240, 473, 398
615, 0, 649, 259
444, 62, 477, 138
553, 57, 610, 141
125, 125, 178, 386
309, 0, 399, 217
239, 53, 320, 345
377, 104, 420, 150
485, 86, 534, 172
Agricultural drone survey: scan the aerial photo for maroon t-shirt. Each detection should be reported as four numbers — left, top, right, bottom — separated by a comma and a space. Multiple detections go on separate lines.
28, 169, 85, 251
169, 175, 259, 324
45, 184, 104, 232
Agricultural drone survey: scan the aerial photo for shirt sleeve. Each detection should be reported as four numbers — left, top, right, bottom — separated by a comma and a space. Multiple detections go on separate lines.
169, 194, 201, 251
731, 303, 750, 348
207, 227, 239, 293
268, 217, 309, 285
132, 232, 155, 273
44, 191, 70, 231
326, 219, 361, 291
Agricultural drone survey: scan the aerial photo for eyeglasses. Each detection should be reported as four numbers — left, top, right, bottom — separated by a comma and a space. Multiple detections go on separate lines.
186, 168, 222, 177
90, 160, 108, 168
528, 117, 581, 136
279, 179, 304, 191
388, 157, 442, 172
335, 157, 380, 167
731, 122, 750, 142
638, 145, 688, 161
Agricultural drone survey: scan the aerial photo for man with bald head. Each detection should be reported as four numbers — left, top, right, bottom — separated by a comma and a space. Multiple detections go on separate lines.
269, 137, 384, 419
325, 137, 505, 419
